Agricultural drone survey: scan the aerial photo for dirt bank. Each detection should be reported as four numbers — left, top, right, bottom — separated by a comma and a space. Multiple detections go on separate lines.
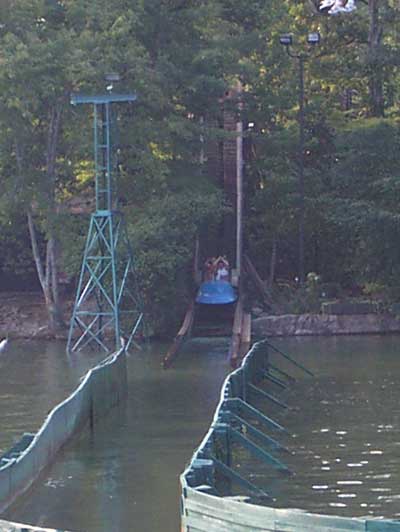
3, 291, 400, 341
0, 292, 70, 339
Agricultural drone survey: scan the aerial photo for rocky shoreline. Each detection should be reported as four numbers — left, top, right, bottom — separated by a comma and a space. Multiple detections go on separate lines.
2, 291, 400, 340
252, 312, 400, 337
0, 292, 69, 340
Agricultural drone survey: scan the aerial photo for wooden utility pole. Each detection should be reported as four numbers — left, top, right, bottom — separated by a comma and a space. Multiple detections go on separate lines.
236, 119, 243, 278
368, 0, 384, 117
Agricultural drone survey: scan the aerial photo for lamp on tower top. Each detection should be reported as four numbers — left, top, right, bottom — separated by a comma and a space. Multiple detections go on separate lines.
105, 72, 120, 92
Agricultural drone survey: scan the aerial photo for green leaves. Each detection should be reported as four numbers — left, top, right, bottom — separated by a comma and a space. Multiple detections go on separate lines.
0, 0, 399, 327
127, 188, 224, 333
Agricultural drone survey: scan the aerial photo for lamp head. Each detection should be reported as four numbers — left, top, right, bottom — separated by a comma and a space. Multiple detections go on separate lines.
307, 32, 320, 45
105, 73, 120, 93
105, 72, 121, 83
279, 34, 293, 46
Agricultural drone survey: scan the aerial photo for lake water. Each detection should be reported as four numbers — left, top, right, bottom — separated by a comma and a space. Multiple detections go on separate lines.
2, 335, 400, 530
0, 340, 105, 454
2, 338, 230, 531
270, 335, 400, 520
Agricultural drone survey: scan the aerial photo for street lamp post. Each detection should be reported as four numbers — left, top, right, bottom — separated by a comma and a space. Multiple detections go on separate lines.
279, 32, 320, 285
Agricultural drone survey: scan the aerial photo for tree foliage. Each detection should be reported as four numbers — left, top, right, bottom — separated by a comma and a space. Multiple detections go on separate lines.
0, 0, 400, 333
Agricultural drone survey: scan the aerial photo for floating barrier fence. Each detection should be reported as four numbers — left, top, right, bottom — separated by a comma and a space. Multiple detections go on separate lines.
0, 519, 73, 532
180, 338, 400, 531
0, 346, 127, 522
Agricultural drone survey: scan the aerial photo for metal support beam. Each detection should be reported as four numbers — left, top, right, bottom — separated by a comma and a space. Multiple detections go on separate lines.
229, 427, 292, 474
67, 92, 144, 353
211, 456, 271, 499
222, 411, 289, 453
224, 398, 287, 432
247, 383, 290, 410
265, 340, 314, 377
268, 363, 297, 384
264, 371, 288, 389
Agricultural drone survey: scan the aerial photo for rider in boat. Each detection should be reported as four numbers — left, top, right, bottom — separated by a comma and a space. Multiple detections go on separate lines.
215, 259, 229, 282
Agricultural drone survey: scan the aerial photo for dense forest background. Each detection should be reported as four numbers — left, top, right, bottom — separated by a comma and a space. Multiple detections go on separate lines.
0, 0, 399, 335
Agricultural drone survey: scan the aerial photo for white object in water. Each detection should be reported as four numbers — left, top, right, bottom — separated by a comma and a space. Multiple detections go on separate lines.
0, 337, 8, 352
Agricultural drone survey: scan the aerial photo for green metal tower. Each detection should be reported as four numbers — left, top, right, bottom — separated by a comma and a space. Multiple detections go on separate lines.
67, 92, 144, 353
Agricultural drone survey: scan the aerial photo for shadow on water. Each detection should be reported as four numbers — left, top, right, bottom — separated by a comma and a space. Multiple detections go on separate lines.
3, 335, 400, 529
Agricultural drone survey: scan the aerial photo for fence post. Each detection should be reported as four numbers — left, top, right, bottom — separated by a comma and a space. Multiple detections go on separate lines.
213, 423, 232, 492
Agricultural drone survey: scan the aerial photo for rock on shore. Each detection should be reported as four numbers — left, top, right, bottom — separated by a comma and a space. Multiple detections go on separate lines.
252, 313, 400, 337
0, 292, 68, 339
3, 292, 400, 340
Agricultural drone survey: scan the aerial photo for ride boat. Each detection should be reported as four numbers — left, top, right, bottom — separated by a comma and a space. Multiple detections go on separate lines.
195, 280, 237, 305
194, 279, 237, 337
163, 256, 250, 368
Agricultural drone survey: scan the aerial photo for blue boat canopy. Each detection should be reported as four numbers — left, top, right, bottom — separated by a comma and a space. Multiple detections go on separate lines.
195, 281, 237, 305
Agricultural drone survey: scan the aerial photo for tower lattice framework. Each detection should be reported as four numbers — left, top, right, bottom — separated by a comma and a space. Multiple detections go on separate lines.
67, 93, 144, 353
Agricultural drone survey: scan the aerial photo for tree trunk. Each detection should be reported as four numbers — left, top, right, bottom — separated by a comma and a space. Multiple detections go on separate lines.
368, 0, 384, 117
44, 103, 65, 332
15, 98, 66, 335
50, 237, 60, 310
268, 236, 277, 289
27, 210, 65, 333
